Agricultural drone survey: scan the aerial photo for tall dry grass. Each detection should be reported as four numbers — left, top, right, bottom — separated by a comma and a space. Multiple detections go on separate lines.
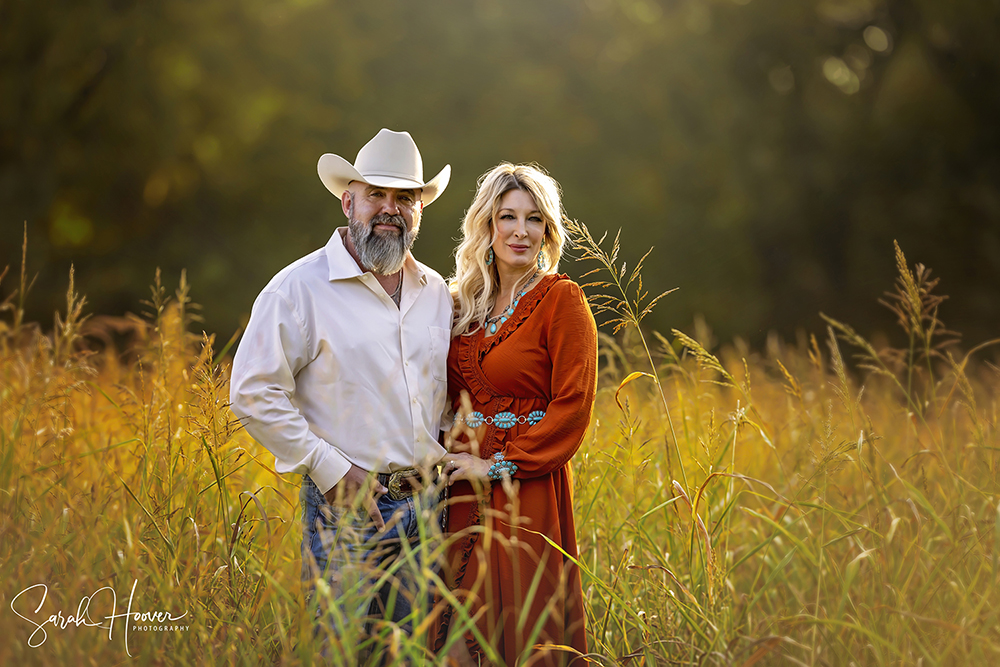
1, 226, 998, 665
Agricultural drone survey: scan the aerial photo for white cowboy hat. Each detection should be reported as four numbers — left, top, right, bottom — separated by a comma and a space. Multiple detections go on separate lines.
317, 128, 451, 205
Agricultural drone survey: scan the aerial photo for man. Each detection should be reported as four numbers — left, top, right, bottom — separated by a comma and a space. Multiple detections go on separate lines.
229, 128, 453, 645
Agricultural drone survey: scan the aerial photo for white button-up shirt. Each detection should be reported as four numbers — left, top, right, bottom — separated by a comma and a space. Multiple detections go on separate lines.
229, 228, 452, 494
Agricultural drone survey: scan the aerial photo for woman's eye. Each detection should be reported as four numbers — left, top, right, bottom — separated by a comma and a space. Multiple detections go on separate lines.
499, 213, 514, 220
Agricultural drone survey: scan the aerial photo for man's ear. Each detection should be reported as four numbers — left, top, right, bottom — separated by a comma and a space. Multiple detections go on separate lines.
341, 190, 352, 218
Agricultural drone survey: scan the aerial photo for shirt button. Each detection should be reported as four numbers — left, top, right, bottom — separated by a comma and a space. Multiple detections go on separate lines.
405, 361, 409, 366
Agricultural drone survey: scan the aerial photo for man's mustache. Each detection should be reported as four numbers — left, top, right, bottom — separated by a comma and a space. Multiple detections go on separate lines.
369, 213, 406, 233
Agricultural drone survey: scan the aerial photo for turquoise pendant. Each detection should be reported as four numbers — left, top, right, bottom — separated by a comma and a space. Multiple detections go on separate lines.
485, 271, 539, 336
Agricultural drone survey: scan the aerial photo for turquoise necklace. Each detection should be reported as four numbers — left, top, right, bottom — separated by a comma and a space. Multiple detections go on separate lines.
485, 271, 538, 335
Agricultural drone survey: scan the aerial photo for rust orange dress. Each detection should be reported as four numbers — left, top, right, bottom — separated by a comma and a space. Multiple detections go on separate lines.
436, 274, 597, 666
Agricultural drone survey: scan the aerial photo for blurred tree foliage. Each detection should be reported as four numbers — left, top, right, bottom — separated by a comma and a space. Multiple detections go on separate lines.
2, 0, 998, 345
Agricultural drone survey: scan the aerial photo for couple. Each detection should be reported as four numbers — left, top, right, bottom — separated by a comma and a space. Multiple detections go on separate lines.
229, 129, 597, 666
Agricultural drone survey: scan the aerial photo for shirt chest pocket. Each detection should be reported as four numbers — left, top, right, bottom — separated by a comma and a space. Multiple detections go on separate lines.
428, 326, 450, 382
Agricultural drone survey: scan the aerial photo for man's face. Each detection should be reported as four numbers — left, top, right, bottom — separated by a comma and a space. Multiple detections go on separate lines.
343, 184, 422, 274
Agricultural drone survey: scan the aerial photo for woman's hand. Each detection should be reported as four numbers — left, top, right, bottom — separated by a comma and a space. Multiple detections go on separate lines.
442, 452, 492, 485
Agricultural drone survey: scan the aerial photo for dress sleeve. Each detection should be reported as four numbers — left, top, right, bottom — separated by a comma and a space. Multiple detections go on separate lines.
229, 291, 352, 494
503, 281, 597, 478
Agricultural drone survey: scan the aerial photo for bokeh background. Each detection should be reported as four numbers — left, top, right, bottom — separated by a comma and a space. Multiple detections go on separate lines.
2, 0, 998, 346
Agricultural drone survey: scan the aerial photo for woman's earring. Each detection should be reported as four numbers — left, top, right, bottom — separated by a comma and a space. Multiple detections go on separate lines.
537, 238, 545, 270
486, 247, 494, 266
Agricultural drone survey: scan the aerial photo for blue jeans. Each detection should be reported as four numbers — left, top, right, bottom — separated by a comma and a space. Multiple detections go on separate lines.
300, 474, 440, 640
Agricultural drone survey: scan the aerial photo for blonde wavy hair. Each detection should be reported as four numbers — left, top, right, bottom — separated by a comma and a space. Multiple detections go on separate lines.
450, 163, 569, 336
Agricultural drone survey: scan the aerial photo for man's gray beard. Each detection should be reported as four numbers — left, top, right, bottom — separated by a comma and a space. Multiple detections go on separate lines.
348, 205, 417, 275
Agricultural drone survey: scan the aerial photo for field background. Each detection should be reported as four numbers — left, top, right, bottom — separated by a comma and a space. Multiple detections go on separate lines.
4, 0, 1000, 663
2, 233, 999, 665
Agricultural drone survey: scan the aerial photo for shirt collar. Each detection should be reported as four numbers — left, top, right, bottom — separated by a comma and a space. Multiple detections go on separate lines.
325, 227, 427, 285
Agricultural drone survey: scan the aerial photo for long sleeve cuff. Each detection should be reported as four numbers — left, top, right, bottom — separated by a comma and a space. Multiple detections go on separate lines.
304, 447, 353, 496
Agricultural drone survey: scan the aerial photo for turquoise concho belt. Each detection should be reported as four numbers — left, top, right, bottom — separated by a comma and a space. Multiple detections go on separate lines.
457, 410, 545, 429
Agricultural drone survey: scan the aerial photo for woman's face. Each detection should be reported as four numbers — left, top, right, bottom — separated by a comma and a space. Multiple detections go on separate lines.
491, 188, 546, 273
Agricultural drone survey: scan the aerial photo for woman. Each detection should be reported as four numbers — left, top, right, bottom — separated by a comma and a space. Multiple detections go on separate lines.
437, 163, 597, 666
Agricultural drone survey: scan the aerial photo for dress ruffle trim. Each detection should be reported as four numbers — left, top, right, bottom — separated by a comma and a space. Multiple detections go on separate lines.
479, 273, 565, 358
434, 501, 484, 656
455, 335, 494, 405
456, 274, 566, 406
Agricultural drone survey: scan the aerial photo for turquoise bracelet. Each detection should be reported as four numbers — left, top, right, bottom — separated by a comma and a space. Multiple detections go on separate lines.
487, 451, 518, 481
